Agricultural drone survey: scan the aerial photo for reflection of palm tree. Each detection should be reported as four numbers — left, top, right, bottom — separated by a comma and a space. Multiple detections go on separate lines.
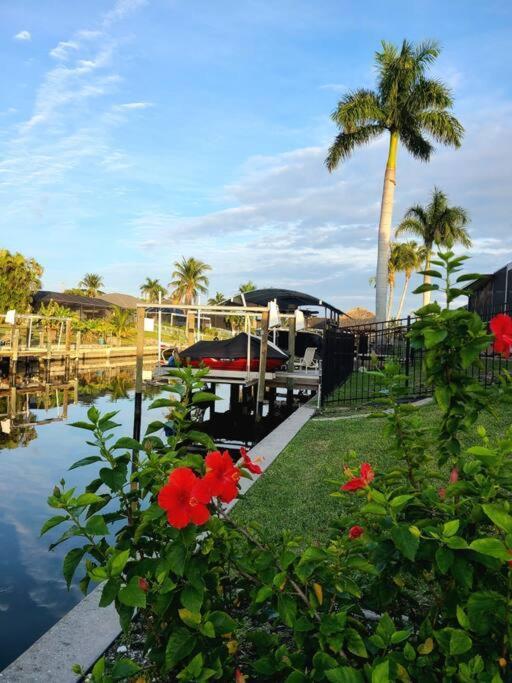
169, 258, 210, 304
396, 188, 471, 305
140, 278, 166, 302
79, 273, 104, 298
326, 40, 463, 321
109, 377, 130, 401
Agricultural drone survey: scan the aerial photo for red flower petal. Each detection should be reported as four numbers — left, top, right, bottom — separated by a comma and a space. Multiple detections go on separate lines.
348, 525, 364, 539
360, 463, 374, 484
341, 477, 365, 491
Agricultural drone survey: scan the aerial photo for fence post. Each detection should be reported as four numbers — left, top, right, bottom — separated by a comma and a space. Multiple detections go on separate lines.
405, 316, 411, 390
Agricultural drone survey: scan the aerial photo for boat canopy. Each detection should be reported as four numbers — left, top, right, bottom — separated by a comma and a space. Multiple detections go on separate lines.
180, 333, 288, 361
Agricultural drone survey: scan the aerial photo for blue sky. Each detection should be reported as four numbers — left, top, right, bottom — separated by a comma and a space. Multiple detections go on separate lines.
1, 0, 511, 314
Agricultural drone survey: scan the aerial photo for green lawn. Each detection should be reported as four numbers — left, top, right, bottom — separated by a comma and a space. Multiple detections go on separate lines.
231, 399, 512, 542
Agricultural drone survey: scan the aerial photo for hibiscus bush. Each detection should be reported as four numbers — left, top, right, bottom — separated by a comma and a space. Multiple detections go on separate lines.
44, 253, 512, 682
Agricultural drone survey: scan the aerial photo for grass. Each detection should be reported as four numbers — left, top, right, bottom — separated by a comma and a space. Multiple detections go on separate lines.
231, 399, 512, 542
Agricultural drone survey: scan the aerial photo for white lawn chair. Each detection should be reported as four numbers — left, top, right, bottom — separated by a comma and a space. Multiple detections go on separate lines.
294, 347, 319, 373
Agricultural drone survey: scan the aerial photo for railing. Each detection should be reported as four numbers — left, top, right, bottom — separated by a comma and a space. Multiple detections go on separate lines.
321, 308, 512, 407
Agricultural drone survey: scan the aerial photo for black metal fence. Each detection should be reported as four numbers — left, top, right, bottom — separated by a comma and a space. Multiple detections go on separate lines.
321, 309, 512, 407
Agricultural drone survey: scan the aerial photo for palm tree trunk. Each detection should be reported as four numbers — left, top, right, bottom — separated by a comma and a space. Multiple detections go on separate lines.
396, 273, 411, 319
386, 279, 395, 320
375, 131, 398, 322
423, 250, 432, 306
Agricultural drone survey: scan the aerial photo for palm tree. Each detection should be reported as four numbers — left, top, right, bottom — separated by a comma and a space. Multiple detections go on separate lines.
169, 257, 211, 304
396, 188, 471, 305
208, 292, 226, 305
394, 242, 424, 318
79, 273, 104, 298
239, 281, 257, 293
140, 277, 166, 303
325, 40, 464, 321
386, 243, 401, 320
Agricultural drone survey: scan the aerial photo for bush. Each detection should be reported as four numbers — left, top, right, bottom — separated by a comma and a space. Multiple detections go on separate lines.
45, 253, 512, 682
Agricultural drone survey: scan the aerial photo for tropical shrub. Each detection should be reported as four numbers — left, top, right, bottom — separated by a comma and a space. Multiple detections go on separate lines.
44, 254, 512, 682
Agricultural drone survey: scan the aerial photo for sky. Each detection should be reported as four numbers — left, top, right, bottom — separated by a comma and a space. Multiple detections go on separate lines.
1, 0, 511, 315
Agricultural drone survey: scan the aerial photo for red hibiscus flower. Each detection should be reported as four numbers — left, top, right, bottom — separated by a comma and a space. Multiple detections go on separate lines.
158, 467, 211, 529
239, 447, 263, 475
203, 450, 241, 503
138, 578, 149, 592
438, 487, 446, 500
348, 525, 364, 539
341, 462, 375, 491
490, 313, 512, 358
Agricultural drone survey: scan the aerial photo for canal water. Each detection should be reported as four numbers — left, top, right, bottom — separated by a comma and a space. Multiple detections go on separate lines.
0, 369, 300, 671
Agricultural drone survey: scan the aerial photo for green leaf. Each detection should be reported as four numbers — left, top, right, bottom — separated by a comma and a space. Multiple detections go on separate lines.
63, 547, 86, 589
85, 514, 109, 536
469, 538, 510, 560
277, 593, 297, 627
111, 658, 141, 680
208, 610, 237, 635
166, 542, 186, 576
345, 628, 368, 658
99, 465, 127, 491
482, 504, 512, 534
40, 515, 69, 536
391, 526, 419, 561
255, 586, 273, 604
413, 283, 440, 294
442, 520, 460, 537
449, 629, 472, 656
75, 493, 105, 507
389, 494, 415, 509
165, 629, 195, 672
69, 421, 95, 431
423, 328, 447, 349
109, 549, 130, 576
456, 273, 482, 283
467, 591, 507, 635
390, 630, 410, 644
118, 577, 146, 608
361, 502, 387, 516
192, 391, 220, 403
435, 547, 454, 574
456, 605, 470, 630
91, 656, 105, 680
99, 578, 121, 607
112, 436, 142, 450
69, 456, 102, 470
326, 668, 364, 683
180, 585, 203, 613
371, 660, 390, 683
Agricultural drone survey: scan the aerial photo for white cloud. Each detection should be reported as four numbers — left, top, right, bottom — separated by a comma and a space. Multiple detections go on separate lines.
116, 101, 154, 110
49, 40, 79, 60
14, 30, 31, 42
319, 83, 347, 92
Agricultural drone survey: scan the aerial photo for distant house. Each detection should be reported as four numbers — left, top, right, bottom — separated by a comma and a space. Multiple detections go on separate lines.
100, 292, 145, 309
466, 261, 512, 319
32, 291, 113, 319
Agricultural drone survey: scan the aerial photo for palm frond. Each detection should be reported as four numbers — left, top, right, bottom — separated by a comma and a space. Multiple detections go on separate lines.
400, 127, 433, 161
325, 124, 385, 171
331, 89, 384, 130
417, 110, 464, 147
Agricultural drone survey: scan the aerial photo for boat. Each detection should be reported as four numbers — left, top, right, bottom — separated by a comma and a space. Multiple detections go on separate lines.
178, 333, 288, 372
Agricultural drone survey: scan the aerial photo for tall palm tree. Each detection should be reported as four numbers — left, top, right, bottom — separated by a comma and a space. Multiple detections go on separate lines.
140, 277, 166, 303
386, 243, 401, 320
79, 273, 104, 298
169, 257, 211, 305
396, 188, 471, 305
325, 40, 464, 321
394, 242, 424, 318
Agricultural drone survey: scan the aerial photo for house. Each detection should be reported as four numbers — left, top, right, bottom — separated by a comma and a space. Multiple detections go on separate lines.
32, 291, 113, 319
466, 261, 512, 319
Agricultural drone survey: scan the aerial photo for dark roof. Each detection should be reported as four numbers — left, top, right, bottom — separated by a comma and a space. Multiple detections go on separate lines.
33, 291, 113, 309
224, 288, 344, 316
100, 292, 145, 308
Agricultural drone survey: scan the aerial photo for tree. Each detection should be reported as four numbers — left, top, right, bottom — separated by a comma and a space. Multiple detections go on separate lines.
394, 242, 424, 319
386, 243, 400, 320
140, 278, 166, 303
239, 281, 257, 293
325, 40, 464, 321
169, 257, 211, 304
0, 249, 43, 313
208, 292, 226, 305
396, 188, 471, 305
79, 273, 104, 298
109, 307, 133, 339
